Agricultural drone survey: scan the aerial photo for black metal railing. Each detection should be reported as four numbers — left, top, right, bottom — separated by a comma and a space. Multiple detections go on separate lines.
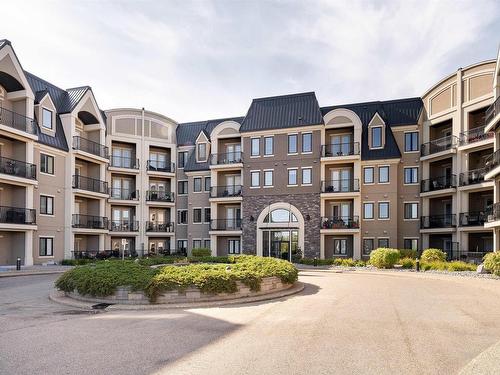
72, 175, 108, 194
0, 206, 36, 224
145, 190, 175, 202
321, 216, 359, 229
486, 203, 500, 222
421, 175, 456, 192
109, 188, 139, 200
71, 214, 108, 229
321, 179, 359, 193
0, 155, 36, 179
459, 126, 494, 145
459, 212, 487, 226
109, 220, 139, 232
421, 135, 458, 156
0, 106, 38, 135
110, 155, 139, 169
449, 250, 492, 263
73, 136, 108, 159
210, 218, 242, 231
321, 142, 360, 157
145, 221, 175, 232
485, 96, 500, 126
147, 160, 175, 173
459, 167, 487, 186
420, 214, 457, 229
210, 185, 242, 198
210, 151, 243, 165
485, 149, 500, 173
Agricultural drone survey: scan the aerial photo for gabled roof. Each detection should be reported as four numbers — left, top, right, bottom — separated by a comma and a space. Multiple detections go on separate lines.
176, 116, 244, 146
34, 89, 49, 104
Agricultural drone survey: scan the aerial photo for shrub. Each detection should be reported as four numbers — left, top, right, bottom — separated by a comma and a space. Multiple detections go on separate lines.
399, 258, 415, 269
192, 248, 211, 257
421, 248, 447, 263
399, 249, 418, 259
483, 252, 500, 276
61, 259, 96, 266
420, 261, 476, 272
369, 248, 400, 269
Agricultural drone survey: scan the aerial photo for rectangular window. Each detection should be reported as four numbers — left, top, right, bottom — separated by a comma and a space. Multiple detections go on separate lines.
378, 202, 390, 219
378, 238, 389, 248
264, 170, 273, 186
371, 126, 382, 148
378, 166, 389, 183
364, 167, 374, 184
363, 203, 374, 219
404, 203, 418, 219
204, 239, 211, 249
178, 181, 188, 195
40, 154, 54, 175
404, 239, 418, 251
228, 239, 241, 254
404, 167, 418, 184
363, 239, 374, 255
39, 237, 54, 256
251, 138, 260, 156
177, 210, 188, 224
288, 134, 298, 154
193, 240, 202, 249
204, 177, 211, 192
404, 132, 419, 152
177, 240, 188, 253
197, 143, 207, 161
333, 239, 348, 255
302, 168, 312, 185
193, 177, 202, 192
251, 171, 260, 187
42, 108, 53, 129
40, 195, 54, 215
264, 137, 273, 155
288, 169, 298, 186
204, 208, 211, 223
193, 209, 202, 223
178, 151, 188, 168
302, 133, 312, 153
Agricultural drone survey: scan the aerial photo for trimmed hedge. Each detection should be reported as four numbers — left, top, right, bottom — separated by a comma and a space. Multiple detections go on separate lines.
483, 252, 500, 276
298, 258, 366, 267
420, 261, 476, 272
192, 248, 211, 257
369, 248, 400, 269
421, 249, 447, 263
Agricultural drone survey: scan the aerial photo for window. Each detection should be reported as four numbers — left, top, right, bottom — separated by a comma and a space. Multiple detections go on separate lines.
378, 238, 389, 248
333, 239, 348, 255
193, 240, 202, 249
228, 239, 241, 254
197, 143, 207, 161
363, 203, 374, 219
371, 126, 382, 148
302, 168, 312, 185
264, 170, 273, 186
404, 203, 418, 219
177, 210, 188, 224
364, 167, 374, 184
363, 239, 374, 255
178, 181, 188, 195
193, 177, 202, 192
178, 151, 188, 168
251, 138, 260, 156
40, 195, 54, 215
378, 166, 389, 183
378, 202, 389, 219
288, 134, 298, 154
193, 209, 202, 223
204, 239, 211, 249
405, 132, 419, 152
404, 239, 418, 251
204, 177, 211, 192
264, 137, 273, 155
39, 237, 54, 256
264, 209, 298, 223
177, 240, 188, 253
40, 154, 54, 175
42, 108, 53, 129
204, 208, 211, 223
288, 169, 298, 186
404, 167, 418, 184
302, 133, 312, 153
251, 171, 260, 187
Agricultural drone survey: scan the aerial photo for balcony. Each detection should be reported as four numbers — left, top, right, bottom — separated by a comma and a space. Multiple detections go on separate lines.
321, 216, 359, 229
146, 160, 175, 173
0, 206, 36, 225
321, 179, 359, 193
110, 155, 139, 169
109, 220, 139, 232
109, 188, 139, 200
421, 175, 456, 193
0, 107, 37, 135
485, 96, 500, 128
459, 126, 493, 146
0, 156, 36, 180
72, 214, 108, 229
459, 168, 487, 186
145, 190, 174, 203
210, 218, 242, 231
321, 143, 360, 158
73, 136, 108, 159
210, 185, 242, 198
485, 149, 500, 174
210, 151, 243, 165
486, 203, 500, 223
72, 175, 108, 194
145, 221, 175, 233
421, 135, 458, 157
459, 212, 486, 227
420, 214, 456, 229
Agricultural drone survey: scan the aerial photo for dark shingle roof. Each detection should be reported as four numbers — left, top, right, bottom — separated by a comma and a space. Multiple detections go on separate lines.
183, 150, 210, 172
240, 92, 323, 132
176, 116, 244, 146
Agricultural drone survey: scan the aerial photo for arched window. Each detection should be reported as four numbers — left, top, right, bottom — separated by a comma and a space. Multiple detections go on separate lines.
264, 209, 298, 223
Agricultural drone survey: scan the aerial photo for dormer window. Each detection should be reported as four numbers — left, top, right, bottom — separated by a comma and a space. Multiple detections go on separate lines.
371, 126, 382, 148
42, 108, 53, 130
197, 143, 207, 162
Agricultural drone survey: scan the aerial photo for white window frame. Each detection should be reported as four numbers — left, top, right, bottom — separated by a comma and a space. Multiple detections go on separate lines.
263, 169, 274, 187
363, 202, 374, 220
370, 126, 383, 149
378, 165, 390, 184
42, 108, 53, 130
196, 142, 207, 162
301, 132, 313, 153
264, 136, 274, 157
301, 167, 312, 186
250, 170, 260, 188
287, 168, 298, 187
378, 201, 390, 220
250, 137, 260, 157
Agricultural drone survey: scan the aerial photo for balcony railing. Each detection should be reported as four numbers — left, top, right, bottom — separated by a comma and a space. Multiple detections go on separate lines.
109, 188, 139, 200
449, 249, 491, 263
210, 185, 242, 198
459, 167, 487, 186
72, 175, 108, 194
145, 190, 174, 202
459, 212, 487, 227
421, 135, 458, 156
420, 214, 456, 229
110, 155, 139, 169
485, 149, 500, 173
0, 106, 38, 135
421, 175, 456, 193
459, 126, 494, 145
210, 218, 242, 231
486, 203, 500, 223
485, 96, 500, 126
321, 216, 359, 229
210, 151, 243, 165
321, 179, 359, 193
73, 136, 109, 159
146, 160, 175, 173
72, 214, 108, 229
0, 155, 36, 180
109, 220, 139, 232
321, 142, 360, 157
145, 221, 175, 232
0, 206, 36, 225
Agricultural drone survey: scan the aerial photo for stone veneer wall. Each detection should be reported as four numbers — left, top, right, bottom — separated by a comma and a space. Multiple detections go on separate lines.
242, 193, 321, 258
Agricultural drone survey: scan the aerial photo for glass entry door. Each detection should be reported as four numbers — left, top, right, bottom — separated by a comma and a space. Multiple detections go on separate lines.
262, 230, 299, 261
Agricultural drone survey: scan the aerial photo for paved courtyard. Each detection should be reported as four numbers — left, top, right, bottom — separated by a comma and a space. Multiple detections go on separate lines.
1, 270, 499, 375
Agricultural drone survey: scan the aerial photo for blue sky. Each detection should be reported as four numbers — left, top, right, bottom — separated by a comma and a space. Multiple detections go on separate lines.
1, 0, 499, 122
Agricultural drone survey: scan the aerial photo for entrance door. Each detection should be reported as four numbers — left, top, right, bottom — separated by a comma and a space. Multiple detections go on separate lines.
225, 175, 241, 195
271, 231, 290, 260
330, 134, 352, 156
226, 206, 241, 229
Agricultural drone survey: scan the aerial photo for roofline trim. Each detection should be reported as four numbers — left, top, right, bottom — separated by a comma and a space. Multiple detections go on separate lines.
104, 107, 178, 124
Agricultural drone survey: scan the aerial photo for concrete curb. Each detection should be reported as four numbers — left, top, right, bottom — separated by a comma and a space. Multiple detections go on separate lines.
0, 269, 70, 278
459, 339, 500, 375
49, 282, 305, 310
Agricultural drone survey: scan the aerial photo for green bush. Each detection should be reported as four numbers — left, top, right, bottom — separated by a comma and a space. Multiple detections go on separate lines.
421, 248, 447, 263
61, 259, 96, 266
191, 248, 211, 257
420, 261, 476, 272
297, 258, 366, 267
483, 252, 500, 276
399, 258, 415, 269
399, 249, 418, 259
369, 248, 400, 269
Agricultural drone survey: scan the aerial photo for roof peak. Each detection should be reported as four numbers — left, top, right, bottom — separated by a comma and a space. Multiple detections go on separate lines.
66, 85, 91, 92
